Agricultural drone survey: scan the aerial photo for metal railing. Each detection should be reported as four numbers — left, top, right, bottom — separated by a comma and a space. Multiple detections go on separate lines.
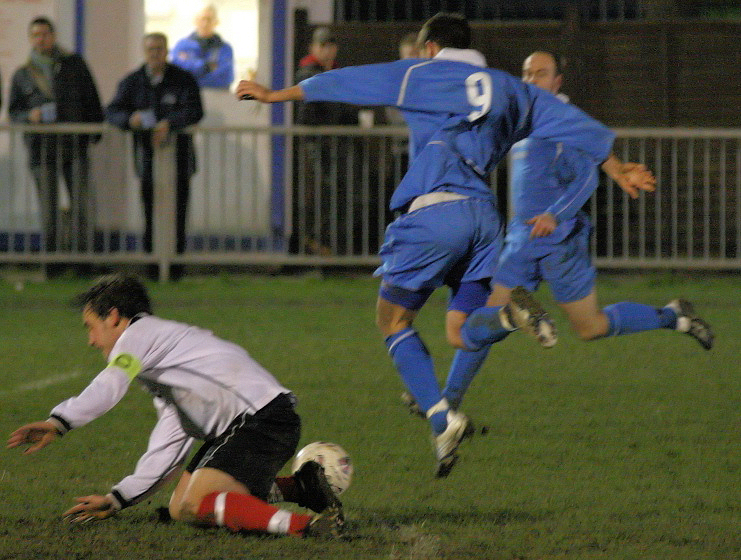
0, 123, 739, 280
595, 128, 741, 268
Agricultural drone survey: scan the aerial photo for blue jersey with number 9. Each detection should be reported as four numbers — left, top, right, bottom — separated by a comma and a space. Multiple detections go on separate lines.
300, 55, 615, 212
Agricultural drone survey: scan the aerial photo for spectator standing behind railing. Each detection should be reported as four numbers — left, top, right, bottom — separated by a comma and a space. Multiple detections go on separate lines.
170, 3, 234, 90
292, 27, 358, 255
8, 16, 103, 253
384, 33, 419, 127
106, 32, 203, 261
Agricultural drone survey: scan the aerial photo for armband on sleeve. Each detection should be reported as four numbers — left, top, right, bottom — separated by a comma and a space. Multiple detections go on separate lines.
108, 353, 142, 380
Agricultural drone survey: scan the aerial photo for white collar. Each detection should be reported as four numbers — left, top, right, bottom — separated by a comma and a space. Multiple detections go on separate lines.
434, 48, 486, 68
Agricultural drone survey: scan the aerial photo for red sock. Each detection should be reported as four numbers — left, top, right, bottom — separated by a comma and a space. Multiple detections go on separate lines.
197, 492, 312, 537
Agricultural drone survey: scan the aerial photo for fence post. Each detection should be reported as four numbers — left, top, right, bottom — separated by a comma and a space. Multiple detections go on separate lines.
152, 138, 177, 282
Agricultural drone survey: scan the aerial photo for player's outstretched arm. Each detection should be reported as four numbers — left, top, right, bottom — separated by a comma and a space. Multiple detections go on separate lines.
63, 494, 118, 523
7, 421, 61, 454
601, 154, 656, 199
235, 80, 304, 103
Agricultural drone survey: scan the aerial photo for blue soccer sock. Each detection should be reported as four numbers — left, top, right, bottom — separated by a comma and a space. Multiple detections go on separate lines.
442, 344, 493, 410
603, 302, 678, 336
385, 328, 448, 433
459, 306, 512, 351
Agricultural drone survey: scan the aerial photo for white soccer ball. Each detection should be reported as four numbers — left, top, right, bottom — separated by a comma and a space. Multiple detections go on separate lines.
292, 441, 353, 496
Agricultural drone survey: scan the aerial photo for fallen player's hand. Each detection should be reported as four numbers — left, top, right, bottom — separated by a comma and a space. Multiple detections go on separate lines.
63, 495, 118, 523
7, 421, 60, 454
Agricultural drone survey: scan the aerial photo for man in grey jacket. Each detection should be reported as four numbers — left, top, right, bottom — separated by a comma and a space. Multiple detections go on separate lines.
8, 17, 103, 253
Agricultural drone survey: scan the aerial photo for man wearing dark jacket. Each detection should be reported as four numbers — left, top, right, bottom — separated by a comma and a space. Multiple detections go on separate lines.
9, 17, 104, 252
291, 27, 357, 255
106, 32, 204, 256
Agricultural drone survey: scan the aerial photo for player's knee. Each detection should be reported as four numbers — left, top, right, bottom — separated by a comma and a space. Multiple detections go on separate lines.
168, 501, 183, 521
572, 322, 608, 341
446, 327, 466, 349
171, 500, 199, 523
375, 313, 406, 337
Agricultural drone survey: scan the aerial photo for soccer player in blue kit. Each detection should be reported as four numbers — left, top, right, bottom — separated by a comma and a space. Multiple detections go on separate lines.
446, 51, 714, 410
236, 15, 653, 476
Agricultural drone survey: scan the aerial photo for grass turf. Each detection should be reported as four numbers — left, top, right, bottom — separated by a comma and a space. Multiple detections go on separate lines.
0, 271, 738, 559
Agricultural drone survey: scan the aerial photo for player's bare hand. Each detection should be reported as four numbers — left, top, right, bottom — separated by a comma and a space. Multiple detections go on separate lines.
602, 155, 656, 199
616, 162, 656, 199
63, 495, 117, 523
7, 421, 60, 454
236, 80, 269, 102
527, 213, 557, 238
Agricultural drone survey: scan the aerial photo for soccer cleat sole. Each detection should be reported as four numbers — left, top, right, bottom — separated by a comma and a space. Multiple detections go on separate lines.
305, 504, 345, 539
506, 286, 557, 348
401, 391, 426, 419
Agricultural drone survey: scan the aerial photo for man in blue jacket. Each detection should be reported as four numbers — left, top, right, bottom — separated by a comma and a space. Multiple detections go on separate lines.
107, 33, 203, 259
171, 4, 234, 89
236, 14, 654, 477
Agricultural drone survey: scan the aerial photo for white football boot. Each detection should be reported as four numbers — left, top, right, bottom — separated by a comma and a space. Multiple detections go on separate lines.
433, 409, 475, 478
501, 286, 557, 348
664, 299, 714, 350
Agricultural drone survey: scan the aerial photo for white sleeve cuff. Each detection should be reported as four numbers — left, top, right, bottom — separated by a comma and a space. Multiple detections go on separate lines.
45, 417, 69, 436
106, 493, 123, 511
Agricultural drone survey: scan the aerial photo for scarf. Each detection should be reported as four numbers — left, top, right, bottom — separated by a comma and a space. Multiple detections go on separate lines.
27, 46, 67, 99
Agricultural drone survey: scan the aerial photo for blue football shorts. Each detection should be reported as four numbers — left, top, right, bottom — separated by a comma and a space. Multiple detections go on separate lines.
374, 197, 503, 293
494, 218, 596, 304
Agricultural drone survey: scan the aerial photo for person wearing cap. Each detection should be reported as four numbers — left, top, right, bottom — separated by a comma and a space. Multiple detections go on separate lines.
294, 26, 355, 126
292, 26, 357, 255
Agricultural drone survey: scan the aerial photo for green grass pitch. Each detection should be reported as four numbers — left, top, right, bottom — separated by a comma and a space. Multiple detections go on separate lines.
0, 271, 738, 559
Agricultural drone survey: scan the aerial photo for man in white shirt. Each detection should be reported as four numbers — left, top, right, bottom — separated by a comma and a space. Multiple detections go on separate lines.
7, 274, 343, 538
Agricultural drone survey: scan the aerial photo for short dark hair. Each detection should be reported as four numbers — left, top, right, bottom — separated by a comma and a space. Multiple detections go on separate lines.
75, 274, 152, 319
144, 32, 168, 46
29, 16, 55, 33
418, 12, 471, 50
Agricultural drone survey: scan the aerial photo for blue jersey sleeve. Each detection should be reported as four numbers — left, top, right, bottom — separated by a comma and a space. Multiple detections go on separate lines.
525, 84, 615, 164
300, 61, 410, 106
